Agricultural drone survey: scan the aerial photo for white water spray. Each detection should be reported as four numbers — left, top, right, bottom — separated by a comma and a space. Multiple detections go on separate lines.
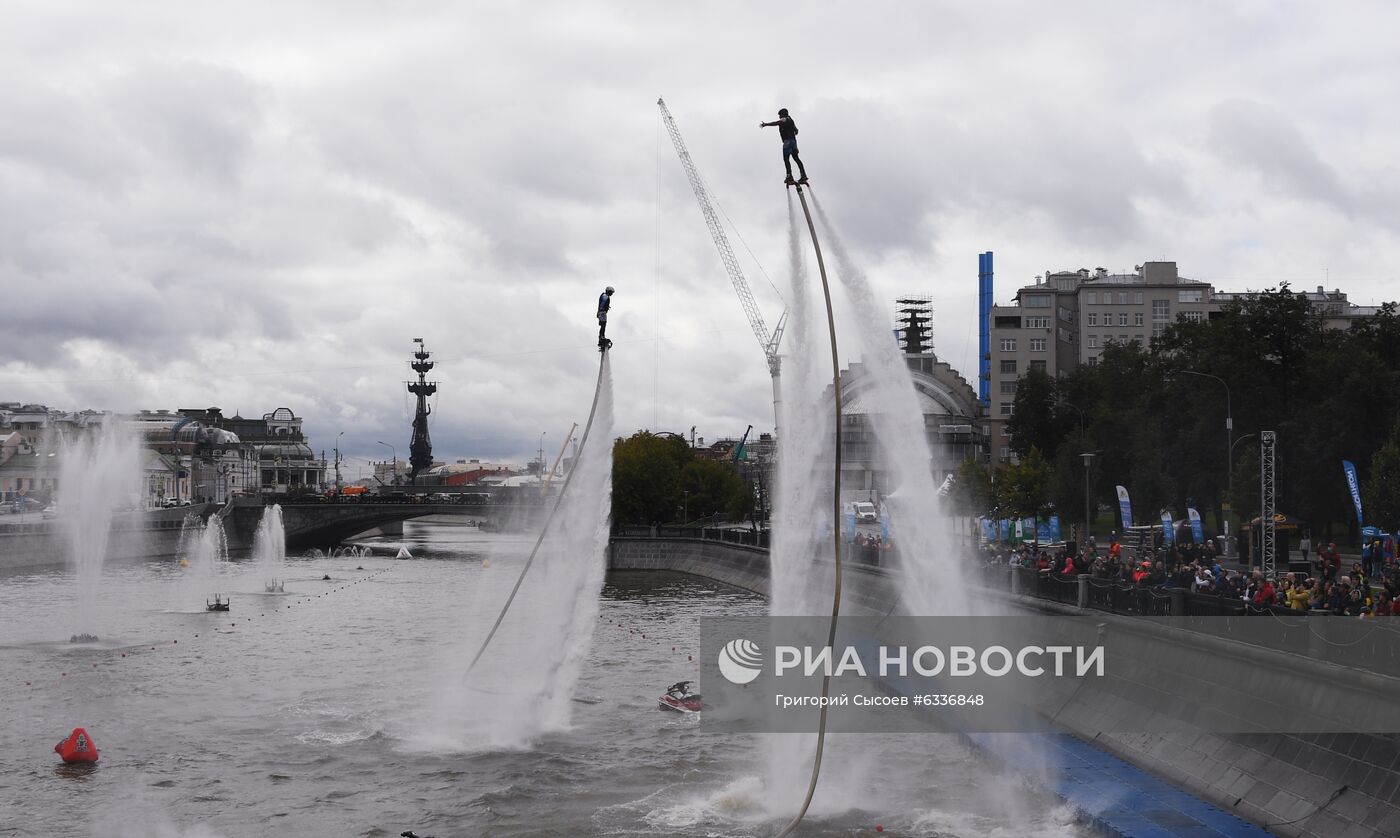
59, 421, 140, 637
253, 504, 286, 588
414, 356, 616, 750
809, 193, 972, 616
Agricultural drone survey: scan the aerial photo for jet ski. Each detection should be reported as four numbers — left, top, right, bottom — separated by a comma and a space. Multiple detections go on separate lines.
657, 681, 701, 713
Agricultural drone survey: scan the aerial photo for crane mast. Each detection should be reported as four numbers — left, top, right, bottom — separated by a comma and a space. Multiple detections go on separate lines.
658, 98, 785, 433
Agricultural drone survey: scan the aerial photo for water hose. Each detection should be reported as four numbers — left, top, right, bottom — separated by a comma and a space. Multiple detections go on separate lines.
463, 351, 611, 676
775, 184, 843, 837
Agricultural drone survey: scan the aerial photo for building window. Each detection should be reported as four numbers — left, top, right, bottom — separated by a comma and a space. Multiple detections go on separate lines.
999, 402, 1013, 415
1133, 291, 1144, 305
1000, 380, 1017, 394
1086, 291, 1097, 305
1087, 313, 1098, 326
1117, 312, 1127, 326
1178, 289, 1204, 303
1025, 316, 1049, 329
1023, 293, 1051, 308
999, 338, 1017, 352
1000, 359, 1017, 374
1116, 292, 1127, 305
1030, 360, 1047, 373
999, 446, 1010, 460
1087, 356, 1099, 366
1029, 338, 1047, 352
1119, 334, 1130, 343
1134, 312, 1144, 327
1180, 311, 1206, 323
1087, 334, 1099, 348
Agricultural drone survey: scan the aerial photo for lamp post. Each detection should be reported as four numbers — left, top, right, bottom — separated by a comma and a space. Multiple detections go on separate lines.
1080, 452, 1096, 549
334, 431, 344, 491
376, 441, 396, 488
1178, 369, 1234, 533
538, 431, 547, 477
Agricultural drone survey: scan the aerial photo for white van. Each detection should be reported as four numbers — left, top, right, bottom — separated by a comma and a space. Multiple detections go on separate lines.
852, 502, 878, 522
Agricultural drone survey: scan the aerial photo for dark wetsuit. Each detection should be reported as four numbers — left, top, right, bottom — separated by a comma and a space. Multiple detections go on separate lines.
597, 290, 612, 344
763, 115, 807, 181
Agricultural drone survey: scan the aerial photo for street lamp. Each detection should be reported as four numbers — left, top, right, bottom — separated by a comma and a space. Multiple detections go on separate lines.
538, 431, 547, 478
1079, 452, 1096, 550
376, 441, 397, 487
1177, 369, 1235, 531
334, 431, 344, 490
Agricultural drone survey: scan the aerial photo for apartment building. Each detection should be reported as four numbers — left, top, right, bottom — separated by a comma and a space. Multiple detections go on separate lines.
985, 261, 1382, 465
988, 262, 1217, 463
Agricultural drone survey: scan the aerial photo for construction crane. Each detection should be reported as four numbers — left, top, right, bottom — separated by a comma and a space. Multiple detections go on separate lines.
658, 97, 787, 434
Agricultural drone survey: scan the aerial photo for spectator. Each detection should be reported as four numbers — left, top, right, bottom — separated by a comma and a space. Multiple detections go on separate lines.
1250, 573, 1276, 607
1286, 578, 1311, 611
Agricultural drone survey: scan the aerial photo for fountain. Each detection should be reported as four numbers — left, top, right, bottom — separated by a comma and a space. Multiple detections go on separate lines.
58, 420, 140, 641
179, 511, 229, 607
253, 504, 285, 591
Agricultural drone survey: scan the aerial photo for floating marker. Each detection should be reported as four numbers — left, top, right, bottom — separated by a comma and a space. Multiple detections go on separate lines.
55, 727, 99, 764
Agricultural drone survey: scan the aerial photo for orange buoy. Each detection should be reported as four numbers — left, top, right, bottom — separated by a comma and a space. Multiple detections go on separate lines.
55, 727, 99, 764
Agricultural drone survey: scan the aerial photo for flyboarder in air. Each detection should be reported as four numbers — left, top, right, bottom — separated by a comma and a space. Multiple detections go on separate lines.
597, 286, 614, 350
760, 108, 808, 187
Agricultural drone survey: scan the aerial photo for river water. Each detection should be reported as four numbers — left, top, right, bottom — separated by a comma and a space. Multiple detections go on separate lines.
0, 521, 1084, 837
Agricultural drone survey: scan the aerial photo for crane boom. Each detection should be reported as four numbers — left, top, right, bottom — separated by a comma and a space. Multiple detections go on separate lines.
658, 98, 782, 380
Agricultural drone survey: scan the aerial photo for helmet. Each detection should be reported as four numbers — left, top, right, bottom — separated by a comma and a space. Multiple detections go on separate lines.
778, 108, 789, 117
605, 286, 614, 294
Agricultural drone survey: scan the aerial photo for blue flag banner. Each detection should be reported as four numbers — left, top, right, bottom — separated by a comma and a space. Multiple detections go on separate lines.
980, 518, 997, 543
999, 519, 1011, 542
1116, 485, 1133, 531
842, 509, 856, 542
1342, 460, 1364, 526
1187, 507, 1204, 544
1161, 511, 1174, 545
1036, 516, 1061, 543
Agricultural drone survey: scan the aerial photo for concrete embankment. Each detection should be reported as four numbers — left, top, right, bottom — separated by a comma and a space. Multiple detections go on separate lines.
610, 536, 1400, 838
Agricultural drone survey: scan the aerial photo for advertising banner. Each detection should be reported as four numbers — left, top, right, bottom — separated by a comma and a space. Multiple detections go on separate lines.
1036, 516, 1061, 543
1187, 507, 1204, 544
1161, 511, 1174, 545
1115, 485, 1133, 531
1342, 460, 1364, 526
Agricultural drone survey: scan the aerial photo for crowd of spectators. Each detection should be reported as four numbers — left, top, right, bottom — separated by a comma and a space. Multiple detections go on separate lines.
985, 534, 1399, 617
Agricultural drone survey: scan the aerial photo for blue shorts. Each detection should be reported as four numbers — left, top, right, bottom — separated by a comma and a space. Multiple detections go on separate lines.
782, 138, 798, 158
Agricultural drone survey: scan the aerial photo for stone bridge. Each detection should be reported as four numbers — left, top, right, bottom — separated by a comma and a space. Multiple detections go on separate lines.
222, 498, 541, 549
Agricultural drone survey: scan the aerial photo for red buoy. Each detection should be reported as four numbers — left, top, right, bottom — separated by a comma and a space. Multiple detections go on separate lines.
55, 727, 99, 764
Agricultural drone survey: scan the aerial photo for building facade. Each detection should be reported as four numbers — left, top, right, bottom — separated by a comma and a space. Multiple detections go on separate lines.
832, 353, 986, 501
985, 261, 1382, 464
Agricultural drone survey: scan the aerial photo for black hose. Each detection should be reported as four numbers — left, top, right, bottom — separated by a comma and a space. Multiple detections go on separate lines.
775, 185, 843, 838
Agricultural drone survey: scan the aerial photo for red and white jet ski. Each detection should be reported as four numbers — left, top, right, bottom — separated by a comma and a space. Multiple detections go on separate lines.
657, 681, 701, 713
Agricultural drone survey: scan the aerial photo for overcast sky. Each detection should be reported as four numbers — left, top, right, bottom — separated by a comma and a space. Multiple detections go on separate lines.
4, 2, 1398, 469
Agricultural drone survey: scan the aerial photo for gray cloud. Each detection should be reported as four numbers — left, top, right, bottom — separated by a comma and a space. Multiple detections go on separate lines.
2, 1, 1399, 463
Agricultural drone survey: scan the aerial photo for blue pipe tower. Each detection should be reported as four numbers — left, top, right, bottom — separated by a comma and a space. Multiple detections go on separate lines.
978, 251, 994, 408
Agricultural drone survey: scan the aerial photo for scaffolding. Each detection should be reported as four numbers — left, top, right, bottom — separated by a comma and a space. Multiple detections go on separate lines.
1260, 430, 1276, 577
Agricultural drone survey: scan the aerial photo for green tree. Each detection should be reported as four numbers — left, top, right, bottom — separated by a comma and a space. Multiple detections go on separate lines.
1364, 419, 1400, 534
994, 446, 1054, 522
611, 431, 691, 525
1005, 367, 1061, 459
679, 458, 752, 522
948, 457, 995, 517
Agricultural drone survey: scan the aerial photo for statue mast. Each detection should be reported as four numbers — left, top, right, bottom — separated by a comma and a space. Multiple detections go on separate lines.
407, 338, 437, 481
